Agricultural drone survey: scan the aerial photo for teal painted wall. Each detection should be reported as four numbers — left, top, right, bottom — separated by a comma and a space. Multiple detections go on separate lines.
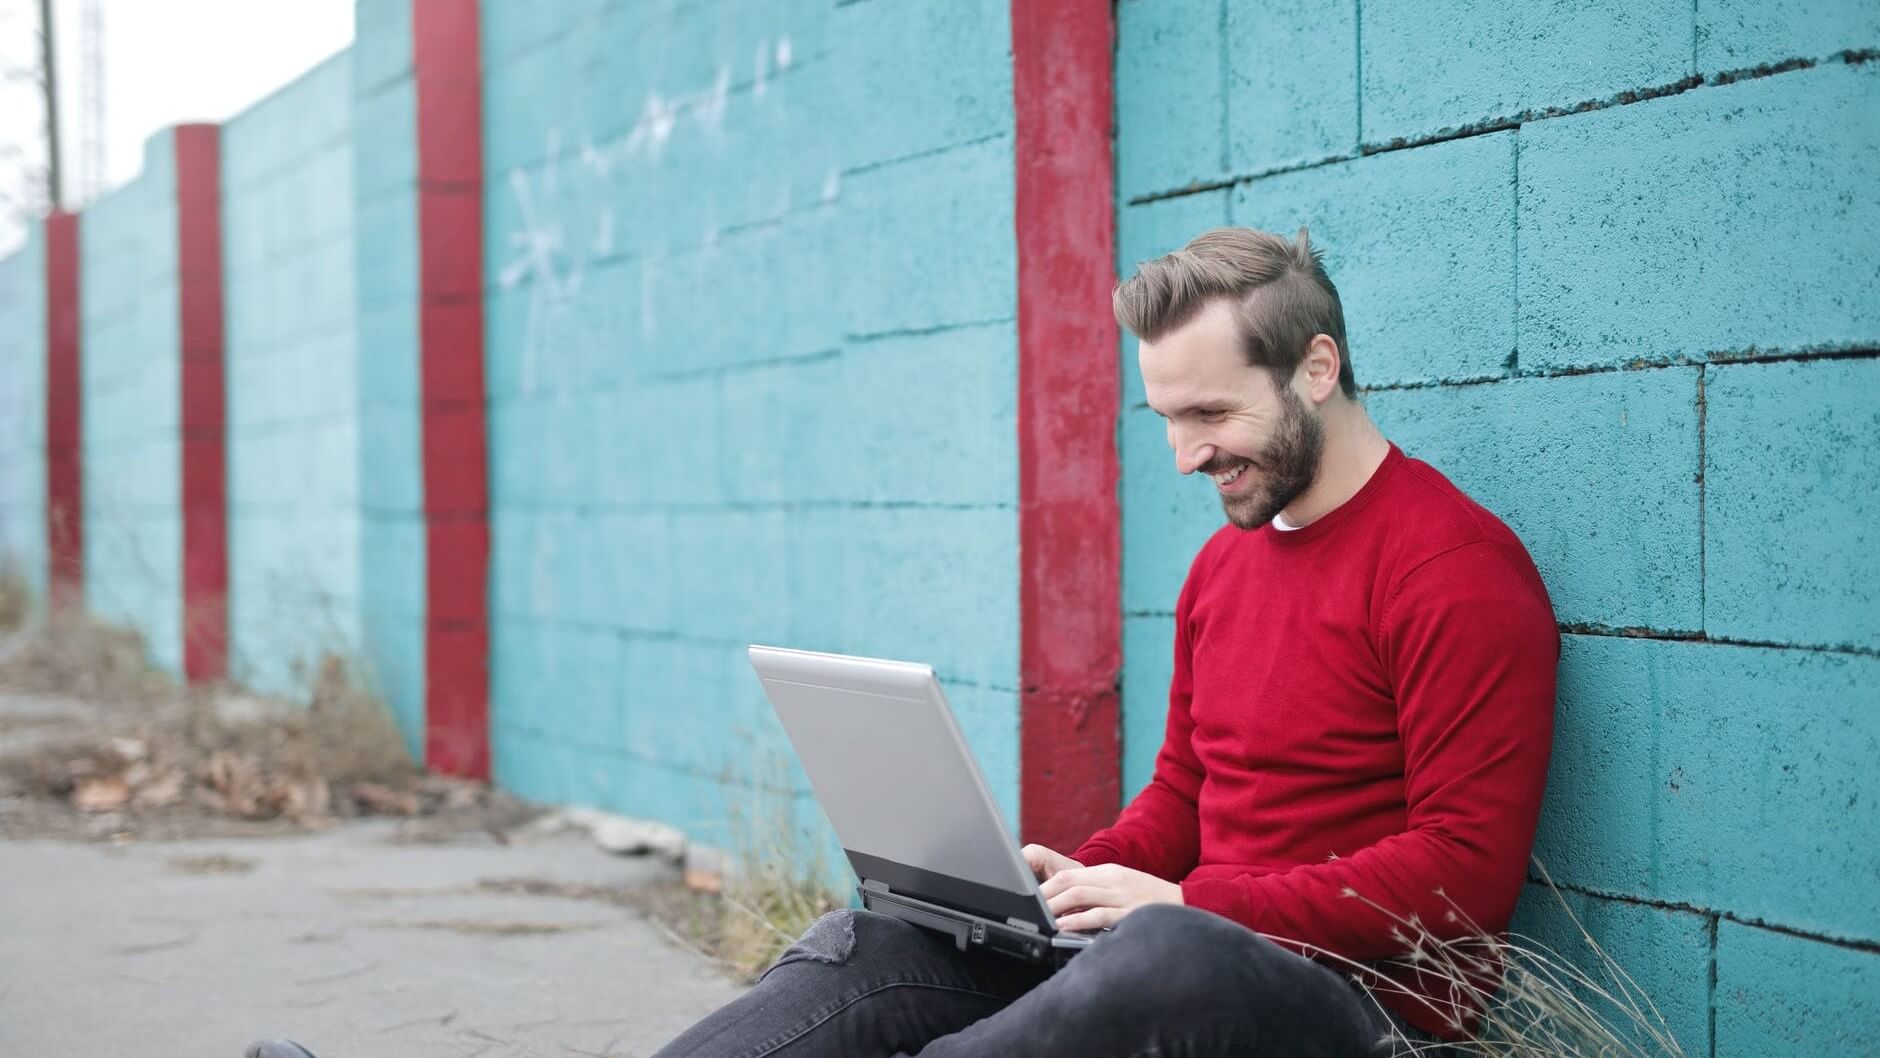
1114, 3, 1879, 1055
21, 6, 1874, 1049
0, 224, 47, 612
79, 132, 184, 675
222, 52, 362, 698
352, 0, 426, 758
478, 0, 1022, 856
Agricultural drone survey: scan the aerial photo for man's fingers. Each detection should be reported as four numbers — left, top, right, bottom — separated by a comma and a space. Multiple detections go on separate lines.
1037, 864, 1114, 900
1055, 905, 1124, 932
1045, 884, 1115, 917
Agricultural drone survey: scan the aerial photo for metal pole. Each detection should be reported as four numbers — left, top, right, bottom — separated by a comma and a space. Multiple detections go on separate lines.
38, 0, 63, 212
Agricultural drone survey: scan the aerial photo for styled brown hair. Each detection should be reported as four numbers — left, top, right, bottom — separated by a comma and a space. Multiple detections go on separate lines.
1113, 226, 1355, 398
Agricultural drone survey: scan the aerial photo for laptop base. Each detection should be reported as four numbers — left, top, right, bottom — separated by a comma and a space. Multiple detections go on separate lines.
859, 880, 1095, 968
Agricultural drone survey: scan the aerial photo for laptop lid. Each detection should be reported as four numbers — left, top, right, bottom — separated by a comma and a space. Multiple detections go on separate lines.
747, 644, 1057, 932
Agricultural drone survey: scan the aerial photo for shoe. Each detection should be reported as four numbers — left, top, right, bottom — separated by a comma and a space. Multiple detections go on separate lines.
244, 1041, 318, 1058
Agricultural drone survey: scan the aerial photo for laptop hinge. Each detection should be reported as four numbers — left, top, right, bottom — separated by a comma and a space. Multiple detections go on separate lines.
1005, 916, 1040, 933
861, 878, 891, 895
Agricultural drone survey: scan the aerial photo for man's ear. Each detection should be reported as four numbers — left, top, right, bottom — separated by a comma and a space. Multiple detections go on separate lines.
1300, 334, 1342, 405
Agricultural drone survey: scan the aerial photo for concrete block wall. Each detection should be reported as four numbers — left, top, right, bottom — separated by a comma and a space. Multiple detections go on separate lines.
79, 133, 185, 674
478, 0, 1022, 850
221, 52, 362, 698
0, 226, 46, 609
352, 0, 426, 756
1115, 3, 1878, 1054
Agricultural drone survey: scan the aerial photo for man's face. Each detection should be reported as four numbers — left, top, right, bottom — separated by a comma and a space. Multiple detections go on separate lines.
1138, 300, 1324, 530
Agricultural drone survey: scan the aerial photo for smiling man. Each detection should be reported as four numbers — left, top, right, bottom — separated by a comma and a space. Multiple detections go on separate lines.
641, 226, 1560, 1058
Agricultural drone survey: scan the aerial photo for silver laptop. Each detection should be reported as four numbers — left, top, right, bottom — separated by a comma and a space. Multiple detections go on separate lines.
748, 645, 1100, 966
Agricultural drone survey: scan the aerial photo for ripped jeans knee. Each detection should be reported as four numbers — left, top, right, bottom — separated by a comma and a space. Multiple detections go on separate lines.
759, 909, 860, 981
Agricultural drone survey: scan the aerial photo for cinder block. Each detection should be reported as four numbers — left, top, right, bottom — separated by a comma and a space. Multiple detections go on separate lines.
352, 192, 419, 308
1115, 0, 1226, 199
584, 512, 673, 634
1235, 131, 1517, 387
1121, 614, 1176, 800
350, 88, 416, 199
666, 508, 792, 646
1368, 368, 1702, 631
804, 506, 1019, 692
1507, 885, 1712, 1056
1715, 921, 1879, 1057
618, 638, 744, 774
490, 726, 577, 807
1225, 0, 1359, 175
600, 376, 725, 508
1116, 189, 1233, 410
355, 298, 419, 404
840, 322, 1018, 507
834, 137, 1016, 339
830, 0, 1012, 173
351, 0, 412, 96
1537, 635, 1880, 943
1120, 405, 1223, 616
1705, 358, 1880, 651
357, 405, 422, 512
359, 513, 425, 621
1519, 62, 1880, 371
495, 618, 627, 748
1360, 0, 1691, 146
717, 355, 842, 504
1698, 0, 1880, 74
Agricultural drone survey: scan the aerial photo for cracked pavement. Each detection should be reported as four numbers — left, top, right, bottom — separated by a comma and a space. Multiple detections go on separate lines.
0, 817, 749, 1056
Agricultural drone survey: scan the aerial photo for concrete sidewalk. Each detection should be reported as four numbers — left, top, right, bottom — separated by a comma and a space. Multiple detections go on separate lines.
0, 820, 749, 1057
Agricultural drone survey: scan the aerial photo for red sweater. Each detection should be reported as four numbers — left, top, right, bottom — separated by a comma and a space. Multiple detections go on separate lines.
1072, 444, 1558, 1039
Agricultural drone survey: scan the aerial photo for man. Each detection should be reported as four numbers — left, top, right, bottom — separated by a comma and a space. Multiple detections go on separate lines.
253, 227, 1558, 1058
635, 227, 1559, 1057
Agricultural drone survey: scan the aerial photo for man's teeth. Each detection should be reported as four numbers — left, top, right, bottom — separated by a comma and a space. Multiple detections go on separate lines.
1211, 465, 1245, 486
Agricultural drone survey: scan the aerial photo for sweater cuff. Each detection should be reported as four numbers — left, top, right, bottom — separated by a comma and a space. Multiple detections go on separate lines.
1070, 840, 1128, 870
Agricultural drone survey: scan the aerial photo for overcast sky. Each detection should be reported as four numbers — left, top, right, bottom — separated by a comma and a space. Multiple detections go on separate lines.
1, 0, 354, 255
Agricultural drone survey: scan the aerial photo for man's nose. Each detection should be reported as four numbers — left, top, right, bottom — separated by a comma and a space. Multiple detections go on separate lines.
1171, 428, 1212, 476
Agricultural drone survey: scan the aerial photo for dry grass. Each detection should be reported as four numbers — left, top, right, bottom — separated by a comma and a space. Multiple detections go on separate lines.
1275, 860, 1690, 1058
0, 609, 526, 838
0, 562, 29, 633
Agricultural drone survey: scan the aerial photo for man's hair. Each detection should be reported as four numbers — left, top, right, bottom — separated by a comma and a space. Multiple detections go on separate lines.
1113, 226, 1356, 398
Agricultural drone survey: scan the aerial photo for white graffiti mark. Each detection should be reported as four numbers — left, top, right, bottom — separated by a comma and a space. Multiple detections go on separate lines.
624, 93, 681, 157
698, 67, 731, 135
499, 151, 586, 393
579, 136, 612, 178
776, 37, 792, 70
822, 169, 841, 204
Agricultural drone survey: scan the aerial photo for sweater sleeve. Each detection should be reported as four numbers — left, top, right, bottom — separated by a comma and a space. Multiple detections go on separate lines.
1177, 541, 1558, 961
1069, 563, 1205, 881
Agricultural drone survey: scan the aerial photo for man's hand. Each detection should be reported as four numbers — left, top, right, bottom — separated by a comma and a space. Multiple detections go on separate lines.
1039, 862, 1184, 932
1021, 843, 1083, 884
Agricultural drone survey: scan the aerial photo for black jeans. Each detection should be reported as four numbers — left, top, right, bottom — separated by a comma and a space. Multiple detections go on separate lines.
649, 903, 1449, 1057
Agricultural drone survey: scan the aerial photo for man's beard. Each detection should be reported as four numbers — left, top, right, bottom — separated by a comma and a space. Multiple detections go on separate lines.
1205, 383, 1324, 531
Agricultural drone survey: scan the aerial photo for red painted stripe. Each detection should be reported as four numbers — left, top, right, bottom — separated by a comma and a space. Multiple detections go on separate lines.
43, 212, 82, 616
174, 124, 228, 682
1011, 3, 1122, 850
413, 0, 490, 780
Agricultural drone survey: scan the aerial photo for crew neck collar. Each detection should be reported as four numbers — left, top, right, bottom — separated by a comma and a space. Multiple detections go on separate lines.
1261, 443, 1404, 546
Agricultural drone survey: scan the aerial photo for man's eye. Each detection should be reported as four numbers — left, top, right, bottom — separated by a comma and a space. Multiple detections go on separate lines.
1198, 410, 1227, 421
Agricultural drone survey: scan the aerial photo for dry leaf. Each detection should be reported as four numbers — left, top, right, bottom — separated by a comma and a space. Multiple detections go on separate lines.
132, 771, 185, 809
352, 781, 420, 816
72, 775, 130, 812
